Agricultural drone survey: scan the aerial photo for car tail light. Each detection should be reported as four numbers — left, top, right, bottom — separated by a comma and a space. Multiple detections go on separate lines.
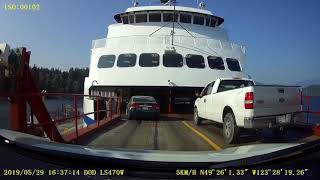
152, 104, 160, 110
245, 92, 254, 109
130, 103, 140, 109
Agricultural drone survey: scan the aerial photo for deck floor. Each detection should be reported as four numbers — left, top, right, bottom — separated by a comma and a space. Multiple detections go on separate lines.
80, 115, 320, 151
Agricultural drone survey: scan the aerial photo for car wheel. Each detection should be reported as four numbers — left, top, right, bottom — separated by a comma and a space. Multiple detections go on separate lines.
127, 111, 132, 120
223, 112, 239, 144
194, 108, 202, 125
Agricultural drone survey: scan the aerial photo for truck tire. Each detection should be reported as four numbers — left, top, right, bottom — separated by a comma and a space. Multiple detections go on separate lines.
223, 112, 239, 144
194, 108, 202, 125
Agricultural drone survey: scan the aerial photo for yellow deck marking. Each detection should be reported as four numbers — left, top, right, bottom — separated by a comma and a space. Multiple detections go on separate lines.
182, 121, 222, 151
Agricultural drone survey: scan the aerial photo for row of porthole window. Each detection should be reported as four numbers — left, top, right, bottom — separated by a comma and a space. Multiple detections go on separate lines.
97, 53, 241, 72
121, 11, 218, 27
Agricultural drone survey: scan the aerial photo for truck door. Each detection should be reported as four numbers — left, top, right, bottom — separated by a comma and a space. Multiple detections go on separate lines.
198, 82, 214, 119
205, 82, 215, 120
197, 84, 210, 118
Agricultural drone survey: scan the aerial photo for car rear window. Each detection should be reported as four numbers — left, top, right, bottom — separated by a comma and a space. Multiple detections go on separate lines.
133, 97, 156, 103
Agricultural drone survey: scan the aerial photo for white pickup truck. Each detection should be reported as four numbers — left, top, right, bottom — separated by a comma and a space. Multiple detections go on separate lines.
194, 78, 303, 144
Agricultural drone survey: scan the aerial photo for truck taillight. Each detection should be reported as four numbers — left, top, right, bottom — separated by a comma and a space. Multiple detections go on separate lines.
245, 92, 254, 109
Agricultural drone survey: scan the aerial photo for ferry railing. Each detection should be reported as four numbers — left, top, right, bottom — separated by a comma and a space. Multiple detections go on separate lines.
0, 92, 122, 144
302, 95, 320, 125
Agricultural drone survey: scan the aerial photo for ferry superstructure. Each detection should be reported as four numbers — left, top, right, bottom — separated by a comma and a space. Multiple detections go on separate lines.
83, 1, 248, 125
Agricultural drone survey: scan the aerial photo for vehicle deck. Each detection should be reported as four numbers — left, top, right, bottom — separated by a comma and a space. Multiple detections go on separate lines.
79, 114, 320, 151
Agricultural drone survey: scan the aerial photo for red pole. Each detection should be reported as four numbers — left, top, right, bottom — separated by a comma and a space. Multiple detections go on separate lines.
74, 96, 78, 144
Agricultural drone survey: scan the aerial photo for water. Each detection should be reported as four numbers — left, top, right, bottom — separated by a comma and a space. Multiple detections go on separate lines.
0, 98, 83, 129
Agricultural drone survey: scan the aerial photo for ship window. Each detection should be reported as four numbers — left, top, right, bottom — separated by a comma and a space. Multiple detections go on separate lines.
122, 15, 129, 24
226, 58, 241, 71
98, 55, 116, 68
163, 12, 178, 22
210, 18, 217, 27
149, 13, 161, 22
163, 53, 183, 67
139, 53, 160, 67
205, 17, 210, 26
135, 14, 147, 23
208, 56, 225, 70
194, 15, 204, 25
117, 54, 137, 67
186, 54, 205, 68
180, 13, 192, 23
129, 14, 135, 24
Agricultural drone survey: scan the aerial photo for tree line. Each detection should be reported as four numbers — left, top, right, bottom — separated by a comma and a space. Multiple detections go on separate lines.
30, 65, 89, 93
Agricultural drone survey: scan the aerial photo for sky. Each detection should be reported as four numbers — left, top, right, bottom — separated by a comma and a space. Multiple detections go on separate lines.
0, 0, 319, 85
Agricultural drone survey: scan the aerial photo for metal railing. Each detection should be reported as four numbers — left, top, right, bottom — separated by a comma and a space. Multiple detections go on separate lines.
1, 92, 121, 143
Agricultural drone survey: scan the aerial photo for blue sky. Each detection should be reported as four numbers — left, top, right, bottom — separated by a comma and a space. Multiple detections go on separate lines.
0, 0, 319, 84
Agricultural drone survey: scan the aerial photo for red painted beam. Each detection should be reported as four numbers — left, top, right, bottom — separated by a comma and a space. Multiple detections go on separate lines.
9, 48, 64, 143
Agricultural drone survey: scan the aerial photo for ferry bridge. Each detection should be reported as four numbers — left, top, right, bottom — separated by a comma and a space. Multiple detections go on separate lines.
1, 44, 320, 150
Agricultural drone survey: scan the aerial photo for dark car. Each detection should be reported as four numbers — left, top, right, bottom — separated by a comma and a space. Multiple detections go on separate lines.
126, 96, 160, 120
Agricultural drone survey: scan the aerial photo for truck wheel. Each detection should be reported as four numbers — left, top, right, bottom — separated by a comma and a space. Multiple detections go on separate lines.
223, 112, 239, 144
194, 108, 202, 125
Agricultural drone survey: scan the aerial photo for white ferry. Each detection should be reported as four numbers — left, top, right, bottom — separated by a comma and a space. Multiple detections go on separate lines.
83, 0, 249, 126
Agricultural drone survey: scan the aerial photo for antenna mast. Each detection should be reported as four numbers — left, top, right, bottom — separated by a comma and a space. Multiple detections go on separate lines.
171, 0, 176, 46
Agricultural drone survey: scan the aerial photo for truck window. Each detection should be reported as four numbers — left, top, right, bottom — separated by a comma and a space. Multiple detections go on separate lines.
207, 81, 215, 94
200, 82, 214, 96
217, 80, 253, 93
